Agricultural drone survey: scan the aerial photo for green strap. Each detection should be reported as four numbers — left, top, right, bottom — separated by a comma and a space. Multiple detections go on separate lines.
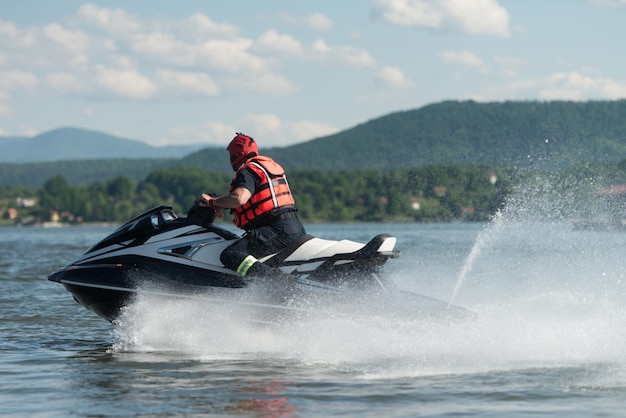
236, 255, 257, 277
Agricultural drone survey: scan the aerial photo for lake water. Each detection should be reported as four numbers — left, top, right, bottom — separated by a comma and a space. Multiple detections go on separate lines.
2, 216, 626, 417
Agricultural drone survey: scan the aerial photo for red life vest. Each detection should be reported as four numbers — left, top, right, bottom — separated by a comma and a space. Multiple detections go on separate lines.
231, 156, 295, 229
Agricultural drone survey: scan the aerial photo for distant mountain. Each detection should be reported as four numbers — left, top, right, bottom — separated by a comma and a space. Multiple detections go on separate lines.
0, 135, 27, 143
0, 127, 207, 163
3, 100, 626, 187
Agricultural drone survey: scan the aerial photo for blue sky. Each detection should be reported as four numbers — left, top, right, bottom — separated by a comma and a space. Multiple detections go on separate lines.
1, 0, 626, 148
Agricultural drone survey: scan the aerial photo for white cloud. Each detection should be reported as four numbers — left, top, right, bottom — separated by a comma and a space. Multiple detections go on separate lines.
0, 70, 39, 90
155, 116, 337, 147
242, 114, 282, 137
155, 69, 219, 97
106, 54, 137, 70
195, 38, 267, 73
1, 20, 96, 71
285, 120, 339, 142
254, 29, 303, 56
279, 12, 334, 31
446, 0, 510, 37
0, 120, 39, 136
226, 73, 298, 96
305, 13, 335, 31
588, 0, 626, 8
95, 66, 156, 99
342, 47, 377, 68
239, 114, 339, 146
156, 121, 236, 147
372, 0, 441, 27
185, 13, 239, 38
16, 125, 40, 137
375, 66, 413, 89
440, 50, 489, 74
130, 32, 181, 57
42, 23, 89, 55
0, 20, 32, 50
539, 71, 626, 100
0, 19, 19, 40
1, 5, 380, 107
74, 6, 256, 74
311, 39, 376, 68
312, 39, 331, 53
129, 34, 266, 73
361, 65, 416, 104
371, 0, 510, 37
241, 113, 282, 140
493, 56, 527, 78
74, 3, 141, 36
202, 122, 238, 144
1, 10, 295, 101
475, 70, 626, 103
45, 72, 84, 93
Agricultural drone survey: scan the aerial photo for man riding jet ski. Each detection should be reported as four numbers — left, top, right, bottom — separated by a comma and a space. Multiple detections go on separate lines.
49, 133, 474, 323
48, 204, 409, 322
195, 132, 306, 284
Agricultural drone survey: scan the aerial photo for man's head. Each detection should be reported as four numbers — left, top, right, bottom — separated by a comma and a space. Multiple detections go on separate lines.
227, 133, 258, 170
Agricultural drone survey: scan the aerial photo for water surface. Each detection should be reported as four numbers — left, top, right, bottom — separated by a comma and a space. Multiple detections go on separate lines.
2, 221, 626, 417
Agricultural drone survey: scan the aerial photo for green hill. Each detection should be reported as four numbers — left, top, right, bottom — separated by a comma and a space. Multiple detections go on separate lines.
3, 100, 626, 187
268, 100, 626, 170
184, 100, 626, 172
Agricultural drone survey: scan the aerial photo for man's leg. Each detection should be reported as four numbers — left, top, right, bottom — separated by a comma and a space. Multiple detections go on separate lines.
220, 227, 287, 279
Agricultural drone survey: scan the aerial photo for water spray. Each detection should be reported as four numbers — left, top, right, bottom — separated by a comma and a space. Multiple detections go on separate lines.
447, 210, 504, 308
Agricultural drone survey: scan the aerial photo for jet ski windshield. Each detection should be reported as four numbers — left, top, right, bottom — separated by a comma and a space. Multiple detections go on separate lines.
85, 205, 235, 254
84, 206, 177, 254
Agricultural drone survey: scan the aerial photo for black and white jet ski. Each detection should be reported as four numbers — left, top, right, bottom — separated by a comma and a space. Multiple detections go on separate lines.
49, 205, 472, 323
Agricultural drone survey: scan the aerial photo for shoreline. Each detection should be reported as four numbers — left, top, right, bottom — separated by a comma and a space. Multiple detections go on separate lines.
0, 221, 117, 228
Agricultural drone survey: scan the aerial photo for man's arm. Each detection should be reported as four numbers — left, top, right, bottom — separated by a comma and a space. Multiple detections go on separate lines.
198, 188, 251, 209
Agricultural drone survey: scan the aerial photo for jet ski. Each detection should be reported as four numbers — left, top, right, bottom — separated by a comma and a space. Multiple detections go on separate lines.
49, 205, 473, 323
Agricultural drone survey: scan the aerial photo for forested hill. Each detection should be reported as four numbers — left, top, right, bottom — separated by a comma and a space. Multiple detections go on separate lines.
185, 100, 626, 172
3, 100, 626, 187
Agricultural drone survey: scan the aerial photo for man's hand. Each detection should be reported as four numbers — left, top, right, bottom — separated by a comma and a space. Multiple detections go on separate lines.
195, 193, 223, 218
196, 188, 250, 209
196, 193, 214, 207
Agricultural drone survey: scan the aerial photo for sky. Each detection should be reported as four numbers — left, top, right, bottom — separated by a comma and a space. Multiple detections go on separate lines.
1, 0, 626, 149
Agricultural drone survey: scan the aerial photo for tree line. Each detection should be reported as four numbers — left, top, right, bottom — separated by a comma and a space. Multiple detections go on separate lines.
1, 164, 518, 225
3, 160, 625, 226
